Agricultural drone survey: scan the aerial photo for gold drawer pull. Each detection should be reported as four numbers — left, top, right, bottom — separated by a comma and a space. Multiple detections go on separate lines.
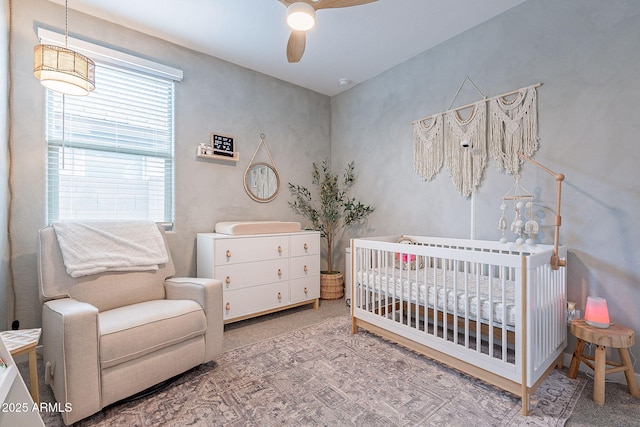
278, 245, 283, 253
225, 276, 231, 285
277, 292, 282, 300
226, 250, 231, 258
304, 243, 308, 250
225, 302, 230, 311
304, 287, 308, 294
304, 265, 308, 272
278, 268, 282, 277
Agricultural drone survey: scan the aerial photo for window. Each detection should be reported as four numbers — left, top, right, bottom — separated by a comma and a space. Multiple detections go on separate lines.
46, 62, 175, 226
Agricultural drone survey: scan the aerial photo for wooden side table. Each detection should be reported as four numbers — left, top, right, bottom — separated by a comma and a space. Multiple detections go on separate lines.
0, 328, 41, 403
568, 319, 640, 405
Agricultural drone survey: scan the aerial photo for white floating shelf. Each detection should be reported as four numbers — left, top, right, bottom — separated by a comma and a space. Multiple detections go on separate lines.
196, 147, 239, 162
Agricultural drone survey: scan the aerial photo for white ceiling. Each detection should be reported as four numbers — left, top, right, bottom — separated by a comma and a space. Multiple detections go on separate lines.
51, 0, 526, 96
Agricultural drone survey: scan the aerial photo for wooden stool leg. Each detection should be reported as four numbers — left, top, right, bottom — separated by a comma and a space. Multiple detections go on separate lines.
28, 348, 39, 403
568, 339, 585, 379
556, 353, 564, 370
618, 348, 640, 398
593, 345, 606, 405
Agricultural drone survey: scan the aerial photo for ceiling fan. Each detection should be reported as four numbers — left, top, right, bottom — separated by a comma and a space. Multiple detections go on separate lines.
279, 0, 377, 63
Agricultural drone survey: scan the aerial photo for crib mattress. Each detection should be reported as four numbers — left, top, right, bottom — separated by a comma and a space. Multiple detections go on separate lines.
356, 267, 517, 327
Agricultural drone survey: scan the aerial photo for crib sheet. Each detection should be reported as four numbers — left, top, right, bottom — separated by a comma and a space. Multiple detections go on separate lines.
356, 267, 517, 327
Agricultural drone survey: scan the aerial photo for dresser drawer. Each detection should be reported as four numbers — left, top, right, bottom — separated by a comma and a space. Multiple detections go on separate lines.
290, 233, 320, 257
214, 235, 289, 265
291, 276, 320, 303
223, 282, 290, 321
290, 254, 320, 280
217, 259, 288, 290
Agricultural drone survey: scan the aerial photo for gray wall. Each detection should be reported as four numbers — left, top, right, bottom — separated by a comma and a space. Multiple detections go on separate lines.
1, 0, 9, 331
8, 0, 330, 328
331, 0, 640, 370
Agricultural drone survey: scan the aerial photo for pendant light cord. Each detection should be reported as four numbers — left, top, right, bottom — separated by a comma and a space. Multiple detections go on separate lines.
62, 94, 66, 168
64, 0, 69, 46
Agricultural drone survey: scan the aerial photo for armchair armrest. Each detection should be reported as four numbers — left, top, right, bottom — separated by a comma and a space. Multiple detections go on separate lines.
42, 298, 101, 425
165, 277, 223, 362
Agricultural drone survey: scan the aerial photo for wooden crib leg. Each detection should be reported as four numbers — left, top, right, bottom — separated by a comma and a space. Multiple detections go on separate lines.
556, 354, 564, 370
351, 318, 358, 334
521, 391, 530, 416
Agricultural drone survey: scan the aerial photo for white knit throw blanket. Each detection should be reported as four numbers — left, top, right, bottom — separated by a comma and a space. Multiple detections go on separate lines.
52, 220, 169, 278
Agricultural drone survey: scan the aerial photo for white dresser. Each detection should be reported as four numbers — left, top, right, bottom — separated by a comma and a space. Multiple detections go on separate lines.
197, 231, 320, 323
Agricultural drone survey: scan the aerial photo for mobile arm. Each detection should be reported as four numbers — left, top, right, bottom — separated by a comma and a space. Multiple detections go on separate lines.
517, 152, 566, 270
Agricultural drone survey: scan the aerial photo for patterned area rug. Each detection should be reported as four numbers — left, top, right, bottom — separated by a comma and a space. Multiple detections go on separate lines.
41, 316, 585, 426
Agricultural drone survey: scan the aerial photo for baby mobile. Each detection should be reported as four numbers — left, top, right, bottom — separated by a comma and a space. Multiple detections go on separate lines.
498, 174, 538, 245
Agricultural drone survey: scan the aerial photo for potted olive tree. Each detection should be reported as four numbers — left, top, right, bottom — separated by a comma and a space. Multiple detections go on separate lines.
289, 159, 374, 299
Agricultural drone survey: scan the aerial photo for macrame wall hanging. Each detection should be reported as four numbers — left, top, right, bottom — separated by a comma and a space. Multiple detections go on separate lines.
413, 113, 443, 181
489, 85, 539, 174
412, 77, 541, 197
444, 101, 487, 197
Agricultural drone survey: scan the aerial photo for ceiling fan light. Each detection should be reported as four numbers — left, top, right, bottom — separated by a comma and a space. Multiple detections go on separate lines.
287, 2, 316, 31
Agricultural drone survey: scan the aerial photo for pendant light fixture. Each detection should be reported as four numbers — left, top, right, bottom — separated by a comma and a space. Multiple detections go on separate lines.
33, 0, 95, 96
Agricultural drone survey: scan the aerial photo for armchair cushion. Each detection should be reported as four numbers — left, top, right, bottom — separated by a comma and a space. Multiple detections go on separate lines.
99, 299, 206, 369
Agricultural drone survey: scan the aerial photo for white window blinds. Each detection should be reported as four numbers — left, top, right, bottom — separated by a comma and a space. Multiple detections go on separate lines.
46, 62, 175, 225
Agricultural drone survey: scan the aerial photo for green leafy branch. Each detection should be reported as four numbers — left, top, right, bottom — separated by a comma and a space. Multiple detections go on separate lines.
289, 159, 374, 272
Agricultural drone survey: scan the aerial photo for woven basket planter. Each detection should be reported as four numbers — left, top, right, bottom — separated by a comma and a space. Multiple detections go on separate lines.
320, 272, 344, 300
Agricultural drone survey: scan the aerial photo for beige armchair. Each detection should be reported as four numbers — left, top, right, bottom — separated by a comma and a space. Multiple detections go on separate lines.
37, 225, 223, 425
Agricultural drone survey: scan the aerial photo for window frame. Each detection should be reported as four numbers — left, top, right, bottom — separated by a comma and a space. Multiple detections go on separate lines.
39, 28, 182, 227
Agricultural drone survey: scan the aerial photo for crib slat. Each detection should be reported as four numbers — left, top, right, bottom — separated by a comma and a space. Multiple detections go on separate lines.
502, 267, 508, 362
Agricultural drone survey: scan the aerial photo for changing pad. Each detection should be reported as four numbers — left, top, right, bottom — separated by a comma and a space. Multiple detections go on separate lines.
215, 221, 302, 235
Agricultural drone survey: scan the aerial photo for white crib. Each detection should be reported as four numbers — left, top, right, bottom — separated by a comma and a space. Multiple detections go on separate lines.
350, 235, 567, 415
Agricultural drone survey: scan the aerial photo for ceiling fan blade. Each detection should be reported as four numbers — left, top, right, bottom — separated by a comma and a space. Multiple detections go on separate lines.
279, 0, 376, 9
287, 31, 306, 63
312, 0, 377, 9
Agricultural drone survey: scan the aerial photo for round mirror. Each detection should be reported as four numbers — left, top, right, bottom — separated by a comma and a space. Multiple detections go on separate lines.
244, 162, 280, 202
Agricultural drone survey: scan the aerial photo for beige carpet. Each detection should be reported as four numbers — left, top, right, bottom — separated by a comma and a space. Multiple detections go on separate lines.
40, 315, 586, 426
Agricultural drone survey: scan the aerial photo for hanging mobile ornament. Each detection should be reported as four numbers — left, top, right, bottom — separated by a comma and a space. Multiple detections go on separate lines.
512, 201, 525, 245
498, 202, 508, 243
524, 200, 539, 244
499, 173, 534, 245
